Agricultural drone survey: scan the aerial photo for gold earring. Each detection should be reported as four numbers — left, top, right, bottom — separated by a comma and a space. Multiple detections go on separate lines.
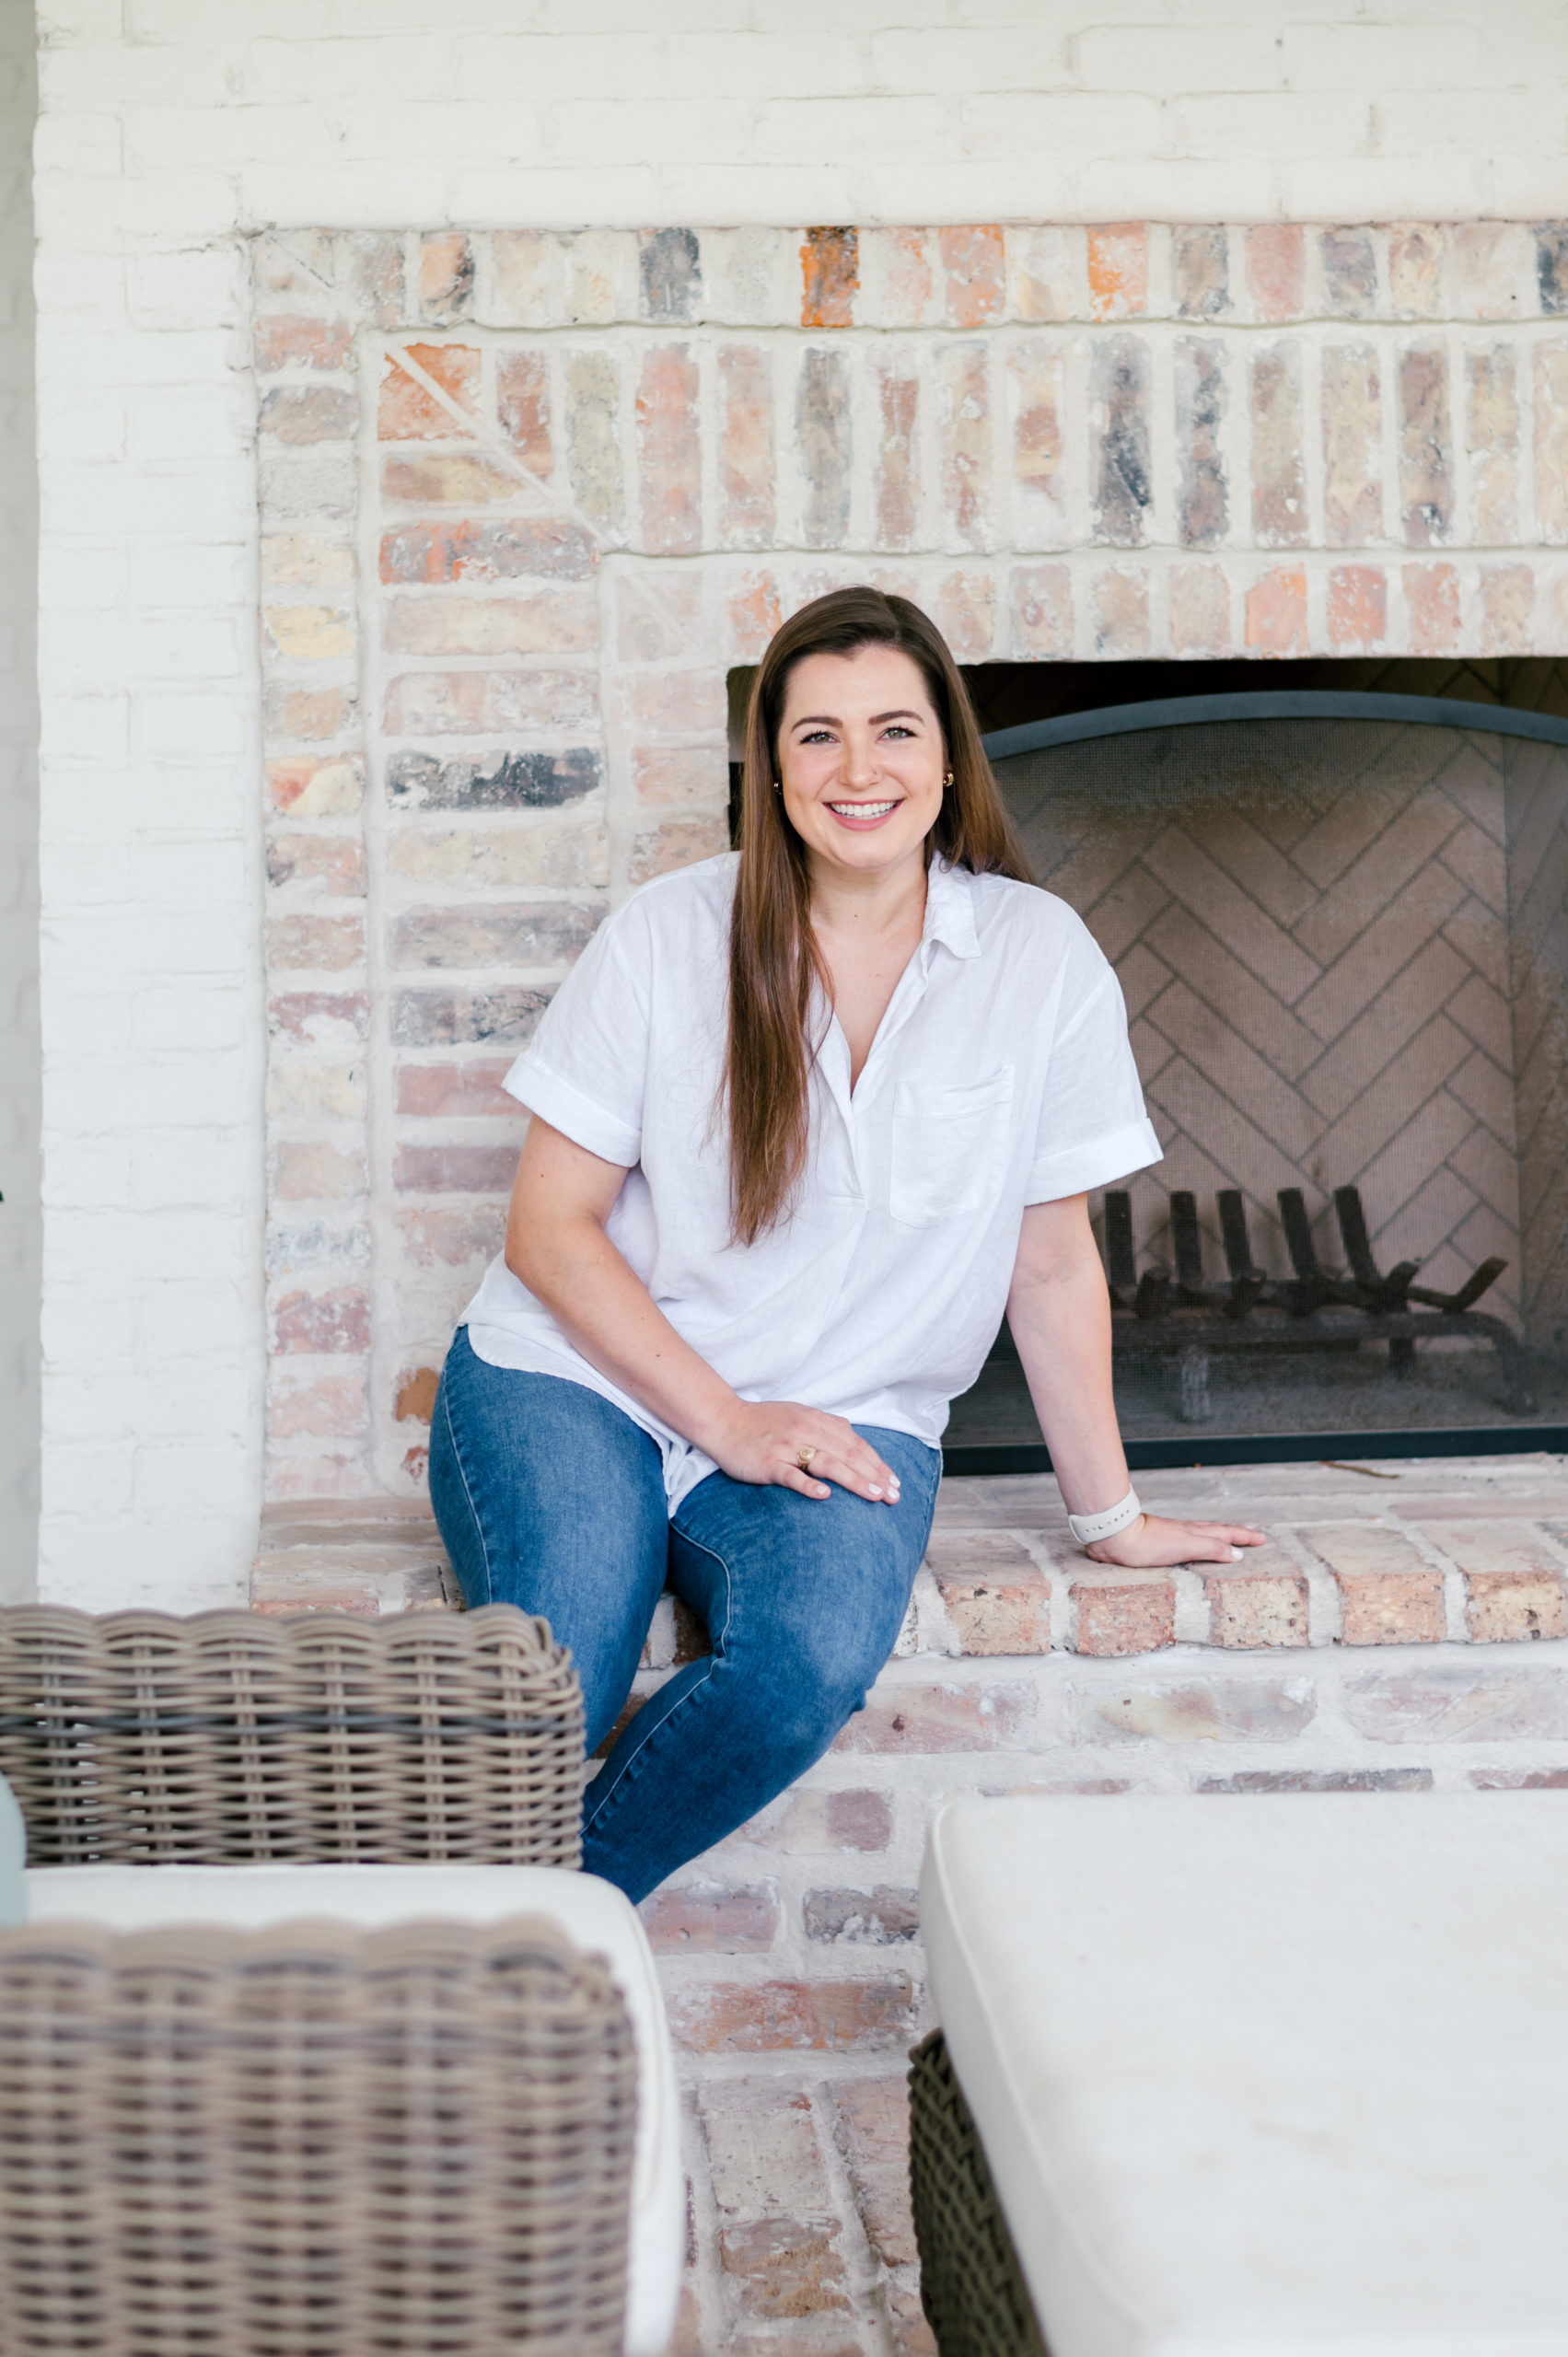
773, 780, 782, 793
944, 770, 955, 788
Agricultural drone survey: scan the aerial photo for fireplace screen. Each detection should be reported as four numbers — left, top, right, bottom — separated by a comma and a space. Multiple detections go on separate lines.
945, 691, 1568, 1469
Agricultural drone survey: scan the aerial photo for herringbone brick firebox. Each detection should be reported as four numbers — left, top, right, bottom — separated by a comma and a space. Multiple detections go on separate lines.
251, 220, 1568, 1500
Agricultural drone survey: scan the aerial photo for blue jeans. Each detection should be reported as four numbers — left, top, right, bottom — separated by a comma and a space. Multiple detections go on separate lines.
429, 1329, 941, 1902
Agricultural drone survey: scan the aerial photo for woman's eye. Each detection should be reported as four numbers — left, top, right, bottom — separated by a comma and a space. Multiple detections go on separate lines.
800, 729, 835, 745
881, 725, 915, 739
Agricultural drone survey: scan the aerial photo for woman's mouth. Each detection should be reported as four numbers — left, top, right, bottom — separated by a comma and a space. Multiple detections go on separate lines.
824, 798, 900, 827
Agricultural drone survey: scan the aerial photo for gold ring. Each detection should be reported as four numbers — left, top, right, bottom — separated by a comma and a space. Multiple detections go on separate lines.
797, 1446, 817, 1471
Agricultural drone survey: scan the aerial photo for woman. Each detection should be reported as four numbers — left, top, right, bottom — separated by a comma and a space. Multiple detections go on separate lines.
431, 588, 1262, 1902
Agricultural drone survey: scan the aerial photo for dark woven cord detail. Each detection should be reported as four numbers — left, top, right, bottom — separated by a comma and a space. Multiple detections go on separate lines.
909, 2029, 1051, 2357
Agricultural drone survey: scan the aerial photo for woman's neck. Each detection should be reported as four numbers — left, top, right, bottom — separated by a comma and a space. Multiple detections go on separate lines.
807, 841, 930, 946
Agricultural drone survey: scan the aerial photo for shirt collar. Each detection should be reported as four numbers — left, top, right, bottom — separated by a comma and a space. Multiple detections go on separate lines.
922, 856, 981, 965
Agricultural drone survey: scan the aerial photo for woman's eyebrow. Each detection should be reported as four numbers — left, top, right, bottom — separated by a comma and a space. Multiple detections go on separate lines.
788, 708, 925, 729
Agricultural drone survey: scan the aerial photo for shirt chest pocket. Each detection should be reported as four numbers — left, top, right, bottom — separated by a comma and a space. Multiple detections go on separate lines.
889, 1073, 1015, 1227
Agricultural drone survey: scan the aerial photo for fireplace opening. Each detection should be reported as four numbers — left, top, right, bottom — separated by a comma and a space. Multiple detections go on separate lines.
727, 657, 1568, 1471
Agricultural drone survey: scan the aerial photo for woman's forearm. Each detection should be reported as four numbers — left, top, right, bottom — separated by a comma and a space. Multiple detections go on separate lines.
508, 1208, 745, 1457
1006, 1236, 1132, 1516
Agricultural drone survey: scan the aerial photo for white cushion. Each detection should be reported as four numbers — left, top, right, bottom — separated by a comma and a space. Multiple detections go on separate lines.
921, 1793, 1568, 2357
24, 1863, 680, 2357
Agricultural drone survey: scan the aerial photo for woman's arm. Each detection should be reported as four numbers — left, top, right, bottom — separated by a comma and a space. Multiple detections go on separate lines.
504, 1117, 900, 1505
1006, 1193, 1264, 1566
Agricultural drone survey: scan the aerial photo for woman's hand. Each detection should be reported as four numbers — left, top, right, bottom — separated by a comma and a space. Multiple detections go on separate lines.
709, 1400, 901, 1504
1086, 1514, 1266, 1568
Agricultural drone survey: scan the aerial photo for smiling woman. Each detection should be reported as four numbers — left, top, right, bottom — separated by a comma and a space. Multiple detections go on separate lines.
427, 588, 1263, 1905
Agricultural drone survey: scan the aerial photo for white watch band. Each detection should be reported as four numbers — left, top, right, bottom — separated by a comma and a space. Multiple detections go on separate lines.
1067, 1486, 1142, 1547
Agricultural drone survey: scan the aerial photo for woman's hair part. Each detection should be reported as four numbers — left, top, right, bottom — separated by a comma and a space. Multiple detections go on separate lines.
724, 586, 1033, 1246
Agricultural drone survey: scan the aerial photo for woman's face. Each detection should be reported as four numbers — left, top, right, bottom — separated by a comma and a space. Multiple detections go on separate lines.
775, 644, 947, 885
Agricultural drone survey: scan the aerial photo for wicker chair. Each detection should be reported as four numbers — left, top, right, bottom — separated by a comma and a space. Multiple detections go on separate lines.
0, 1603, 585, 1867
0, 1604, 681, 2357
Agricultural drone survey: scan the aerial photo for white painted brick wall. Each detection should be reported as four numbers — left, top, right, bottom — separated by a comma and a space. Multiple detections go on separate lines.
0, 0, 38, 1603
30, 0, 1568, 1606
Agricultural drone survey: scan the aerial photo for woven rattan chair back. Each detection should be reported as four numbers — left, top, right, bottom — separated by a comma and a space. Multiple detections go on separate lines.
0, 1605, 585, 1866
0, 1915, 636, 2356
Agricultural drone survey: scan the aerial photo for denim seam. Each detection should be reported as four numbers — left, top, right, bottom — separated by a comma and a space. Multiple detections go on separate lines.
439, 1355, 495, 1608
582, 1525, 735, 1838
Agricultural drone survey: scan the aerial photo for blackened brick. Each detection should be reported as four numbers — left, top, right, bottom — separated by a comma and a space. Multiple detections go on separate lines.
390, 986, 553, 1047
1091, 335, 1151, 547
387, 748, 600, 811
640, 226, 702, 322
797, 348, 852, 547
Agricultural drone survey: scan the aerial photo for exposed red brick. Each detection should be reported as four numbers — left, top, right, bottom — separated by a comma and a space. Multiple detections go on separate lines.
394, 1365, 441, 1424
380, 451, 519, 505
718, 344, 775, 547
395, 1059, 515, 1118
266, 755, 364, 817
1247, 224, 1305, 320
1404, 560, 1461, 652
1086, 223, 1148, 320
666, 1976, 916, 2054
496, 349, 552, 478
1399, 344, 1453, 544
1072, 1575, 1175, 1655
1329, 563, 1388, 650
1470, 1767, 1568, 1789
264, 833, 366, 896
1205, 1571, 1308, 1648
253, 315, 354, 373
1010, 563, 1072, 656
266, 912, 364, 971
1169, 562, 1229, 654
745, 1787, 894, 1853
1480, 563, 1534, 654
417, 231, 473, 323
832, 1682, 1033, 1753
938, 225, 1005, 326
259, 386, 356, 444
1337, 1570, 1446, 1645
268, 991, 367, 1046
1009, 340, 1063, 524
1245, 563, 1307, 656
801, 226, 858, 329
874, 361, 918, 551
393, 1144, 520, 1194
935, 570, 993, 661
640, 1885, 781, 1954
379, 517, 597, 584
395, 1206, 506, 1267
273, 1287, 371, 1355
1465, 1570, 1568, 1643
383, 668, 595, 736
1093, 567, 1149, 656
718, 2217, 849, 2319
633, 748, 726, 808
263, 683, 355, 742
1251, 343, 1307, 545
637, 344, 702, 556
266, 1369, 367, 1442
925, 1534, 1050, 1654
938, 343, 989, 547
377, 342, 481, 440
726, 571, 784, 660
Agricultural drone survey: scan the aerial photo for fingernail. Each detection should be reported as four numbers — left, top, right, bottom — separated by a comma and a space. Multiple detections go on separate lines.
868, 1486, 883, 1499
1230, 1545, 1241, 1561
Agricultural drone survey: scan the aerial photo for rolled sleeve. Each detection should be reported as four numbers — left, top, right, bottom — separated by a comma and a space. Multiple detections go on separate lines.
1026, 941, 1162, 1203
500, 908, 649, 1169
1026, 1115, 1163, 1203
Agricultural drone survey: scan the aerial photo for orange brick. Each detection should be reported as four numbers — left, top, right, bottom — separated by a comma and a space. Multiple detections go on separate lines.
1338, 1571, 1446, 1645
1404, 560, 1461, 652
417, 230, 472, 323
801, 226, 857, 329
1205, 1571, 1308, 1648
1071, 1575, 1175, 1656
265, 755, 364, 817
925, 1534, 1050, 1655
637, 344, 701, 555
1245, 563, 1307, 655
496, 349, 552, 478
1329, 563, 1388, 650
377, 343, 480, 440
666, 1976, 916, 2053
1247, 224, 1305, 320
938, 225, 1005, 326
254, 315, 354, 372
1087, 222, 1148, 320
726, 570, 783, 660
1466, 1570, 1568, 1642
393, 1366, 440, 1424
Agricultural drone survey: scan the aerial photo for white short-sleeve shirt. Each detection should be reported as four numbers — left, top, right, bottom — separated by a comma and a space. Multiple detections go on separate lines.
462, 853, 1161, 1512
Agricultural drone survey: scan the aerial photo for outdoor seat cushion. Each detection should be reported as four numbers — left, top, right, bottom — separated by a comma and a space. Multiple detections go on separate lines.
920, 1791, 1568, 2357
24, 1861, 681, 2357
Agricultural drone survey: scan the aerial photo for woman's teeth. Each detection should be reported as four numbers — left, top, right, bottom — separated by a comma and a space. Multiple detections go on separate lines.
827, 799, 898, 818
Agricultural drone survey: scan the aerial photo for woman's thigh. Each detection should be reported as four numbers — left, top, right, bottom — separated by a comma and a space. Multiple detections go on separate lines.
429, 1330, 670, 1749
668, 1425, 941, 1745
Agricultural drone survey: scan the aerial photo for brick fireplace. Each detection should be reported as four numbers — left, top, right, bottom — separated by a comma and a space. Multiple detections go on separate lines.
252, 217, 1568, 1499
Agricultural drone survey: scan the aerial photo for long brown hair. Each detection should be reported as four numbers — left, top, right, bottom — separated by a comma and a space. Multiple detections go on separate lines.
725, 586, 1033, 1245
